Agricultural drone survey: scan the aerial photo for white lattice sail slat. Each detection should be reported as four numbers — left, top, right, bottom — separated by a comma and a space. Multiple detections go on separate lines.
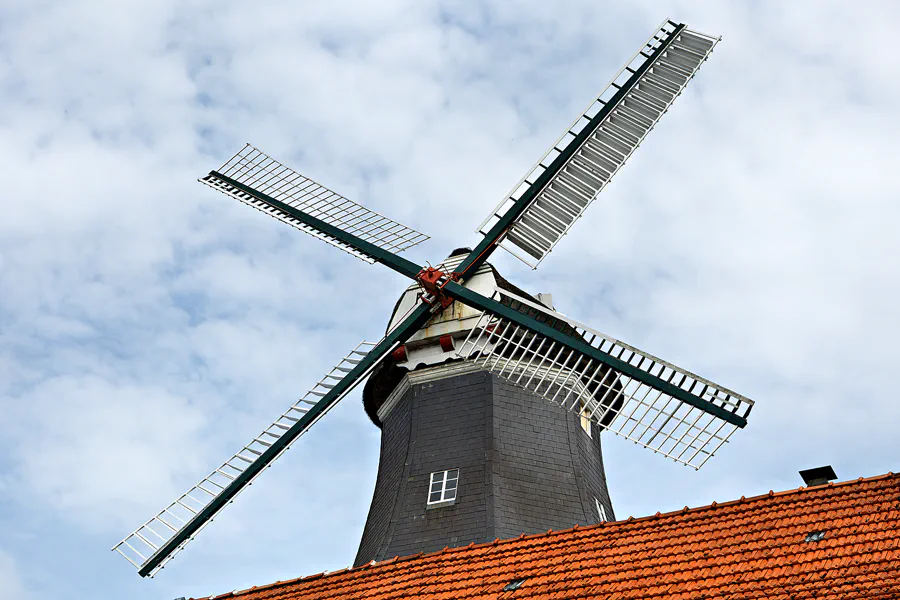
112, 340, 379, 576
478, 20, 719, 267
457, 289, 753, 468
202, 145, 429, 263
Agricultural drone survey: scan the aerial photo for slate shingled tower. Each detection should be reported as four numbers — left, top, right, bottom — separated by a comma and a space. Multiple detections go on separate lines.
354, 252, 615, 565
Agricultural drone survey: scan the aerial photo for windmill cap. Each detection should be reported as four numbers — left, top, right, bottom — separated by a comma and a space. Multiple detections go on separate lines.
362, 258, 545, 427
799, 465, 838, 487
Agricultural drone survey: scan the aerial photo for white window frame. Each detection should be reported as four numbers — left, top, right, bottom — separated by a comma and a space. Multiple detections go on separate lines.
427, 468, 460, 506
580, 409, 593, 437
595, 498, 608, 522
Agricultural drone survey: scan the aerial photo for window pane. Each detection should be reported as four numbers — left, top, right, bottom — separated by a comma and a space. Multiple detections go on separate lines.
428, 469, 460, 506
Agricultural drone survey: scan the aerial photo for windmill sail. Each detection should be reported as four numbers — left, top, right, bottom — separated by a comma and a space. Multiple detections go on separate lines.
477, 20, 719, 267
112, 340, 382, 575
202, 145, 430, 264
109, 294, 437, 579
457, 289, 752, 468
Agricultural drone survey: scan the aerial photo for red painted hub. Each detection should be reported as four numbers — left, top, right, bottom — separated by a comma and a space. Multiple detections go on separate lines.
416, 267, 457, 309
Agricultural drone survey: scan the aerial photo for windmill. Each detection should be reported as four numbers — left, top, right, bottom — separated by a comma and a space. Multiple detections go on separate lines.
113, 19, 754, 577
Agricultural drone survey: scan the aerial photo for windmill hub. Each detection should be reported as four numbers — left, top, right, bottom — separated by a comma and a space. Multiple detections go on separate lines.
364, 254, 553, 425
415, 266, 457, 309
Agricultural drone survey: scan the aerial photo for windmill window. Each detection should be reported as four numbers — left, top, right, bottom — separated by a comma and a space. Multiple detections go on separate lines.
580, 410, 593, 437
577, 397, 593, 437
595, 498, 608, 522
427, 469, 459, 507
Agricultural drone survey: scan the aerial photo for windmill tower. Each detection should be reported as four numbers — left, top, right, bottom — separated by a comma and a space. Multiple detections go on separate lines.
113, 19, 755, 578
353, 249, 615, 565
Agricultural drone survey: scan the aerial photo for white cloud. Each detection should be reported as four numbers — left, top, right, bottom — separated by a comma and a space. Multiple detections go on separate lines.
1, 1, 899, 599
0, 547, 30, 600
2, 375, 211, 529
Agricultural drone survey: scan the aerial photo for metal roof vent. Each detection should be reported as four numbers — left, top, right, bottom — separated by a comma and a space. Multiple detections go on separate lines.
503, 578, 527, 591
804, 530, 826, 543
799, 465, 837, 487
536, 293, 554, 309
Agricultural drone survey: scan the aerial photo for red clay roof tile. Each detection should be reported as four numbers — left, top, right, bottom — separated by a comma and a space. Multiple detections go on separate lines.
195, 472, 900, 600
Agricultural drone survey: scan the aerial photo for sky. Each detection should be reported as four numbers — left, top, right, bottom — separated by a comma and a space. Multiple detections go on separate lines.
1, 1, 899, 598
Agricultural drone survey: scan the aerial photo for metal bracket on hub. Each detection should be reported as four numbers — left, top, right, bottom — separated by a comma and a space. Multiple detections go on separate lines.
416, 267, 457, 309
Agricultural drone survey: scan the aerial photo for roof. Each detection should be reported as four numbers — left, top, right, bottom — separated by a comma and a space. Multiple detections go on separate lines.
197, 472, 900, 600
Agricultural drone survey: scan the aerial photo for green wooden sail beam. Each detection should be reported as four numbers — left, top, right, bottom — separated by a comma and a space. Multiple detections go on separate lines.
134, 301, 435, 577
455, 22, 687, 278
205, 171, 425, 280
441, 280, 747, 428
